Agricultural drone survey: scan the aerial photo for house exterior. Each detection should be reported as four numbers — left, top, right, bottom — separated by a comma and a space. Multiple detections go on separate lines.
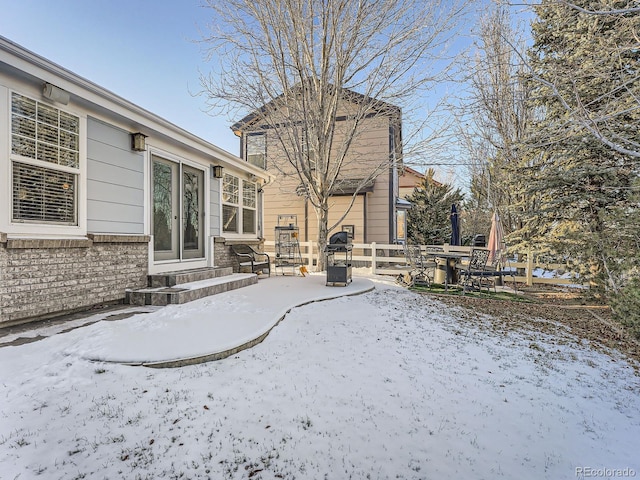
0, 36, 269, 326
399, 166, 426, 200
232, 89, 408, 246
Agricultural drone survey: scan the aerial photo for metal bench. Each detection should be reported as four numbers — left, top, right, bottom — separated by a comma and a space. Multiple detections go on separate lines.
231, 244, 271, 276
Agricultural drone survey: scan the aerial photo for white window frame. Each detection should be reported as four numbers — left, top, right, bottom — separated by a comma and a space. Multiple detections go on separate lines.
222, 172, 257, 237
145, 146, 211, 274
1, 87, 87, 236
242, 179, 257, 235
245, 132, 266, 169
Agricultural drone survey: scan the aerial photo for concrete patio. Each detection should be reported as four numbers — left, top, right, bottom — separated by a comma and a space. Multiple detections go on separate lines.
4, 274, 374, 368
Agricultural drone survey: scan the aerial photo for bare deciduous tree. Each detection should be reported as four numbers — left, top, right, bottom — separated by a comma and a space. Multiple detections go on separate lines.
198, 0, 468, 268
455, 5, 540, 249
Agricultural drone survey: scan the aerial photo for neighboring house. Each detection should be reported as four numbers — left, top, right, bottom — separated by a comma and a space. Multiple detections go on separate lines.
397, 166, 427, 242
0, 36, 269, 325
399, 166, 426, 199
398, 166, 447, 242
232, 88, 409, 246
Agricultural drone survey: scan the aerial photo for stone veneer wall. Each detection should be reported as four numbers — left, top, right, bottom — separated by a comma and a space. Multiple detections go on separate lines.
214, 237, 265, 273
0, 234, 149, 326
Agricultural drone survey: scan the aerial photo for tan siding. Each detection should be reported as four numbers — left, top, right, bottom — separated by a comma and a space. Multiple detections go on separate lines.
399, 186, 415, 199
304, 195, 365, 244
262, 188, 305, 242
365, 173, 391, 243
243, 96, 400, 246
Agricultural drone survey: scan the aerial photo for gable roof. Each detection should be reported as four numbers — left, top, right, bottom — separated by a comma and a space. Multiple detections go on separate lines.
400, 166, 442, 188
231, 83, 401, 133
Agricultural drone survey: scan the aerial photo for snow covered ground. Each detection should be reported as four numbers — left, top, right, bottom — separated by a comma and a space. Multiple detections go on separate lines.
1, 272, 639, 479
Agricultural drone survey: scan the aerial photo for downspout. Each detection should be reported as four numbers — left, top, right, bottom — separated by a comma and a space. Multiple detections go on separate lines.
388, 124, 395, 243
304, 199, 309, 242
363, 194, 368, 243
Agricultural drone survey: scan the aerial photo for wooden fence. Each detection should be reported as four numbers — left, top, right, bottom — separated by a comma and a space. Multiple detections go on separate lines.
263, 240, 583, 287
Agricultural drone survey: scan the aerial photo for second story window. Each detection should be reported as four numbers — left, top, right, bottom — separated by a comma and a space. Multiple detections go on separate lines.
246, 133, 266, 169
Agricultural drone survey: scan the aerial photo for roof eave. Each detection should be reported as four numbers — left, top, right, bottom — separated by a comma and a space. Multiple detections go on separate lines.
1, 36, 268, 178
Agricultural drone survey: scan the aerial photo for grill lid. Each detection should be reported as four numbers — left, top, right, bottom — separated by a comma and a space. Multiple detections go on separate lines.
329, 231, 350, 245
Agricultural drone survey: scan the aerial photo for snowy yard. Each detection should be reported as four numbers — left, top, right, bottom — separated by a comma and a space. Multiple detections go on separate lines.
1, 275, 639, 479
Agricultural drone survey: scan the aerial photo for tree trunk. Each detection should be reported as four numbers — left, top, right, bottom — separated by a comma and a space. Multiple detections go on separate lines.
316, 203, 329, 272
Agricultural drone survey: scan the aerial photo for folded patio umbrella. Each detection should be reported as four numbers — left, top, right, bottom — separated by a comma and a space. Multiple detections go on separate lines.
450, 204, 460, 246
487, 211, 505, 265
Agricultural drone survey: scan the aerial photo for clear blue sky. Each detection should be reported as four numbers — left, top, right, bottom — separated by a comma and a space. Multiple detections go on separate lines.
0, 0, 241, 155
1, 0, 529, 188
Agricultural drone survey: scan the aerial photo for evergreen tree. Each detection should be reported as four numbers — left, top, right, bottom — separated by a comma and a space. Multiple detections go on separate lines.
525, 0, 640, 296
406, 169, 465, 245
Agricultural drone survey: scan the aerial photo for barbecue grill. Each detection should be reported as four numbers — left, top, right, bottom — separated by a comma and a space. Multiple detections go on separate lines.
325, 231, 353, 286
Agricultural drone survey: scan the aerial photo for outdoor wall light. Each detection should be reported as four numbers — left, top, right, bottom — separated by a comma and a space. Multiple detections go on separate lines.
131, 132, 147, 152
42, 83, 70, 105
212, 165, 224, 178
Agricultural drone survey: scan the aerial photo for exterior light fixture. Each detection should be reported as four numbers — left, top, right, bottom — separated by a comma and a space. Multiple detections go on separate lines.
42, 83, 70, 105
212, 165, 224, 178
131, 132, 147, 151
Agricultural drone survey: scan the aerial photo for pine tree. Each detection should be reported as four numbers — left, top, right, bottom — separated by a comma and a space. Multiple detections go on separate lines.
525, 0, 640, 297
406, 169, 465, 245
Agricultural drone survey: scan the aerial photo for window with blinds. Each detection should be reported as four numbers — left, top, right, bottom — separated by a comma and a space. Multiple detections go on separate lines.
10, 93, 79, 224
12, 162, 76, 223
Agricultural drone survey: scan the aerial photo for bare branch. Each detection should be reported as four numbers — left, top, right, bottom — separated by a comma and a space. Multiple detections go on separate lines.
503, 29, 640, 159
198, 0, 471, 267
556, 0, 640, 15
504, 0, 640, 14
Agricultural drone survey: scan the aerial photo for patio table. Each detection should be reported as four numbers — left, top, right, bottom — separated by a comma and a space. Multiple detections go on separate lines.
426, 251, 468, 291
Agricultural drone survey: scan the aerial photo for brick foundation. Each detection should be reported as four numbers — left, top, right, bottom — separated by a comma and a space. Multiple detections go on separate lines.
0, 234, 150, 326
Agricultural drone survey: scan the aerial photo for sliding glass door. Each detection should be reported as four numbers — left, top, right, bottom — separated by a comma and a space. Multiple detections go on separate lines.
181, 164, 204, 259
152, 156, 204, 262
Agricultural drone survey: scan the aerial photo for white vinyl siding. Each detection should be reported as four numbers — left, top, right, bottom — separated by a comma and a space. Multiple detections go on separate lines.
209, 168, 221, 237
10, 92, 80, 225
86, 118, 144, 234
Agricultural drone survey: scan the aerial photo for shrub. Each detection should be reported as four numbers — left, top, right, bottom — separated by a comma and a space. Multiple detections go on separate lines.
610, 278, 640, 340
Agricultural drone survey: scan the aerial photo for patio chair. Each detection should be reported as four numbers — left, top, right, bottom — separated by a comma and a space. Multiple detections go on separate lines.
231, 244, 271, 276
485, 254, 518, 293
459, 248, 516, 293
398, 244, 437, 287
458, 248, 491, 292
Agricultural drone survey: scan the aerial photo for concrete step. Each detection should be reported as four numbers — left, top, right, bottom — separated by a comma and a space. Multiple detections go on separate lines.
147, 266, 233, 288
127, 273, 257, 306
